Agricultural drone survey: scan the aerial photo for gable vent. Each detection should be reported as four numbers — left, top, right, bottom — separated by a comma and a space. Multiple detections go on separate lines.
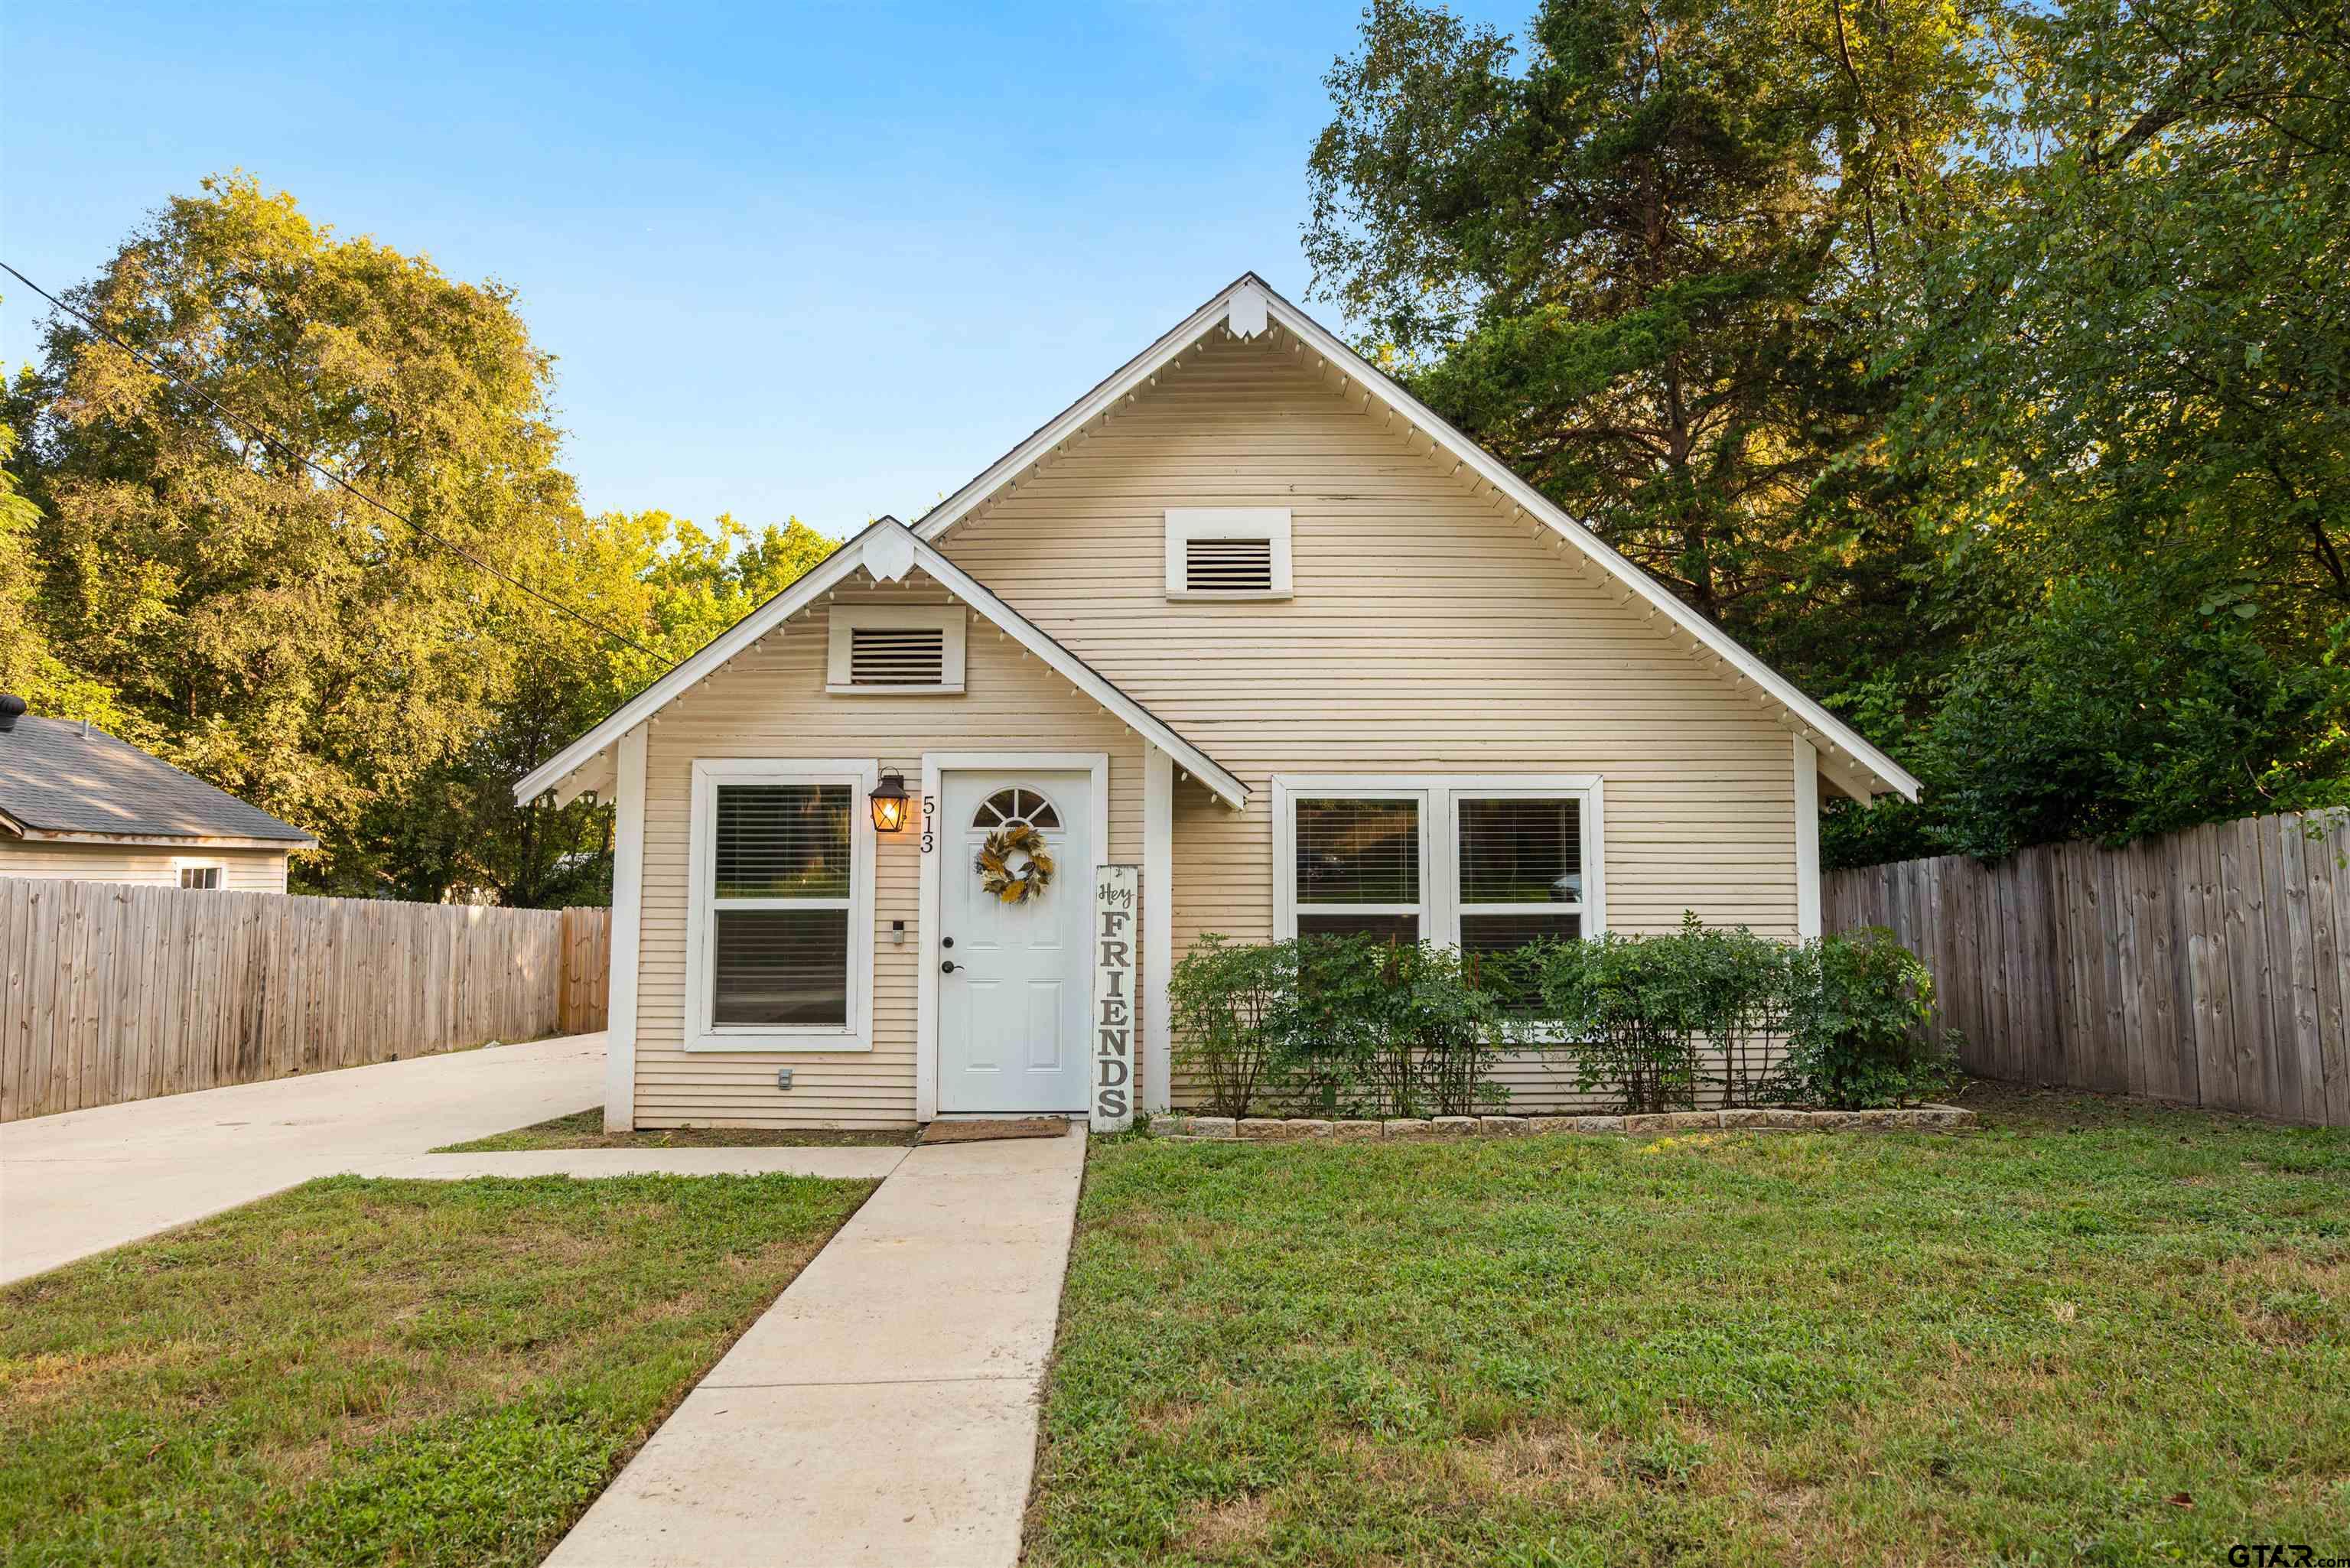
848, 626, 946, 686
1183, 536, 1275, 594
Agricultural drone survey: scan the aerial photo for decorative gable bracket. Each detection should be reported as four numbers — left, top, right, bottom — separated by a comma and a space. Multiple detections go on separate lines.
1225, 281, 1268, 339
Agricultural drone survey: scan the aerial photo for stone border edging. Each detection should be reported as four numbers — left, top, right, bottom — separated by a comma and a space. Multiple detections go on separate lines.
1144, 1105, 1974, 1141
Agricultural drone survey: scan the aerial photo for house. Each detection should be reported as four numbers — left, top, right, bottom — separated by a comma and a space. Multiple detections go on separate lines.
514, 275, 1919, 1131
0, 695, 315, 890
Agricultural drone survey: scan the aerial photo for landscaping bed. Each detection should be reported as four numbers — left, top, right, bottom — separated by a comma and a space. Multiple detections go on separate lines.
1150, 1105, 1974, 1140
1, 1172, 875, 1566
1028, 1085, 2350, 1565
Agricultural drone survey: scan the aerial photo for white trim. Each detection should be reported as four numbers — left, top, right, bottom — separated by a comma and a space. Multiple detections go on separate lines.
511, 520, 1246, 811
916, 751, 1110, 1121
825, 603, 968, 695
172, 856, 226, 890
1164, 507, 1293, 600
910, 274, 1917, 802
682, 757, 877, 1053
1795, 737, 1822, 940
1271, 773, 1606, 944
604, 726, 647, 1130
1142, 745, 1173, 1114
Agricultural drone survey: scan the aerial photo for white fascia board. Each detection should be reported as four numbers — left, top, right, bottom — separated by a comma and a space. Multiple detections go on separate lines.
511, 523, 890, 805
914, 273, 1920, 803
511, 520, 1248, 811
913, 548, 1248, 808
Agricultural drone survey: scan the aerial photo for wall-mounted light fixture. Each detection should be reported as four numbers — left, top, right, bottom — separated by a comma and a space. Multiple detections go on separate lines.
868, 768, 910, 833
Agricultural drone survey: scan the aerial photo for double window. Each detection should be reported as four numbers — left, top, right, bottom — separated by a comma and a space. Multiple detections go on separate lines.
1274, 776, 1604, 952
685, 760, 876, 1052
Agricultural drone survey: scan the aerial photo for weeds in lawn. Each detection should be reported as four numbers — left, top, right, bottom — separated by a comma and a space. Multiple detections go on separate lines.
1027, 1084, 2350, 1566
1, 1173, 874, 1566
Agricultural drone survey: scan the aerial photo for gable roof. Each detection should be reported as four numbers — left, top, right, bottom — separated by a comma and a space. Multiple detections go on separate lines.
510, 519, 1249, 808
913, 272, 1921, 802
0, 714, 317, 847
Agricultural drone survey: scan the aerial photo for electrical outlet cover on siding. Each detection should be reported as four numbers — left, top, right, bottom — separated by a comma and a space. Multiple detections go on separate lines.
825, 604, 967, 694
1165, 508, 1291, 599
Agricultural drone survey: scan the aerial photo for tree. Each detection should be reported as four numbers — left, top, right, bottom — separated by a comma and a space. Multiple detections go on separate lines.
8, 174, 577, 884
352, 509, 838, 905
0, 415, 134, 730
1305, 0, 1997, 706
1834, 0, 2350, 862
5, 174, 844, 902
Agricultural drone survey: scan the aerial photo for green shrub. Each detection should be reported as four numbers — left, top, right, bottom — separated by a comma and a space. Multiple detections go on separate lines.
1170, 922, 1945, 1120
1782, 927, 1955, 1109
1167, 934, 1296, 1119
1529, 930, 1709, 1112
1171, 934, 1515, 1118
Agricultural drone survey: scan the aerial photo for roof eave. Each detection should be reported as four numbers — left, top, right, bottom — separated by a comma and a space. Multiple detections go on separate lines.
915, 272, 1919, 804
511, 520, 1249, 810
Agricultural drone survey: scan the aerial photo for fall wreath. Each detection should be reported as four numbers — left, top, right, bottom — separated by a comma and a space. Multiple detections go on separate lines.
975, 823, 1056, 904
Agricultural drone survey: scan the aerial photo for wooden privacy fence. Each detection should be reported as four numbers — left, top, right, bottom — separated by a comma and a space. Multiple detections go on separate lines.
0, 878, 612, 1123
558, 904, 612, 1036
1826, 809, 2349, 1126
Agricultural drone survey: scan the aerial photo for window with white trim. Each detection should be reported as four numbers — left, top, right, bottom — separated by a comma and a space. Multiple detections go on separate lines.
686, 760, 874, 1050
825, 605, 966, 694
1291, 792, 1427, 943
1165, 508, 1292, 599
176, 860, 225, 890
1275, 776, 1604, 958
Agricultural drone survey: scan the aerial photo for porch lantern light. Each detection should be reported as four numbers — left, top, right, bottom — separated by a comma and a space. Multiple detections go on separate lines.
868, 769, 910, 833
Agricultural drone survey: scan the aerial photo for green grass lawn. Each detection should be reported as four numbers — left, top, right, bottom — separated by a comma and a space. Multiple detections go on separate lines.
1030, 1085, 2350, 1565
2, 1172, 874, 1566
435, 1107, 916, 1152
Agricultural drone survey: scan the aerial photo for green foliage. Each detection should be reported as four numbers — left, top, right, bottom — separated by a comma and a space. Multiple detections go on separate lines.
1170, 935, 1515, 1119
1294, 935, 1511, 1118
1172, 922, 1938, 1118
1530, 929, 1714, 1113
1782, 926, 1953, 1108
1307, 0, 1997, 712
2, 176, 839, 903
1313, 0, 2350, 868
1167, 934, 1299, 1119
1517, 917, 1939, 1111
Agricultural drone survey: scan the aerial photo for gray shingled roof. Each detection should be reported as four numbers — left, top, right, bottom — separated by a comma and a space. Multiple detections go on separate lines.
0, 714, 316, 845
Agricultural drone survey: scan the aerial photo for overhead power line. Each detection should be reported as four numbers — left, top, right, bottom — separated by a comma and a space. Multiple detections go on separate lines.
0, 259, 673, 666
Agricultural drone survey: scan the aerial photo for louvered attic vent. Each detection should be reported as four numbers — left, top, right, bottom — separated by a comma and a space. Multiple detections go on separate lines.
825, 606, 966, 694
1164, 508, 1293, 599
1184, 537, 1275, 594
849, 626, 945, 686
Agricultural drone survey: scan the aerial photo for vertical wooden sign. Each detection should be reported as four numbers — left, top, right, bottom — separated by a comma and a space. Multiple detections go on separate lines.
1092, 864, 1139, 1133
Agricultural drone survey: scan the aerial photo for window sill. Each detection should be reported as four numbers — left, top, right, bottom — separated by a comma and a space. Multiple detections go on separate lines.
822, 684, 965, 697
1165, 590, 1291, 603
685, 1033, 873, 1054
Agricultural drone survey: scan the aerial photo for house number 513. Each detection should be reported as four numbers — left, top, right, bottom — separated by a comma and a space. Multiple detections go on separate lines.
920, 796, 936, 854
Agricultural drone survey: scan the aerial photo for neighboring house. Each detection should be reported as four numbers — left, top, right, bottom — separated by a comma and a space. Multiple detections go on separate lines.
0, 695, 316, 891
516, 275, 1920, 1130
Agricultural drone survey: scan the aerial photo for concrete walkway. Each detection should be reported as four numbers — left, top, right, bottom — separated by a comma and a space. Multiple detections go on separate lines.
1, 1033, 603, 1283
545, 1123, 1089, 1568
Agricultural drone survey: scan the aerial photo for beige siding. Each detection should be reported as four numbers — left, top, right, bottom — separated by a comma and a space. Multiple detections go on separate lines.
936, 331, 1807, 1110
633, 581, 1144, 1128
0, 840, 288, 892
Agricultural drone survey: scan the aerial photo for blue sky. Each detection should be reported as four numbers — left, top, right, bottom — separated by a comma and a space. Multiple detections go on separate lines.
2, 2, 1522, 537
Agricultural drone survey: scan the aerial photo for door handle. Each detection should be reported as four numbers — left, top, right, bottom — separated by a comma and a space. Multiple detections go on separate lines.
940, 960, 959, 974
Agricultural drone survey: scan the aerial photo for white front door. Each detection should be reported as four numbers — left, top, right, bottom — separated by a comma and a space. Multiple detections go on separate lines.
939, 769, 1094, 1114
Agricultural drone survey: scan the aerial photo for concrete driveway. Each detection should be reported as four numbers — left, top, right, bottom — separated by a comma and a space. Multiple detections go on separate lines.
1, 1033, 604, 1284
